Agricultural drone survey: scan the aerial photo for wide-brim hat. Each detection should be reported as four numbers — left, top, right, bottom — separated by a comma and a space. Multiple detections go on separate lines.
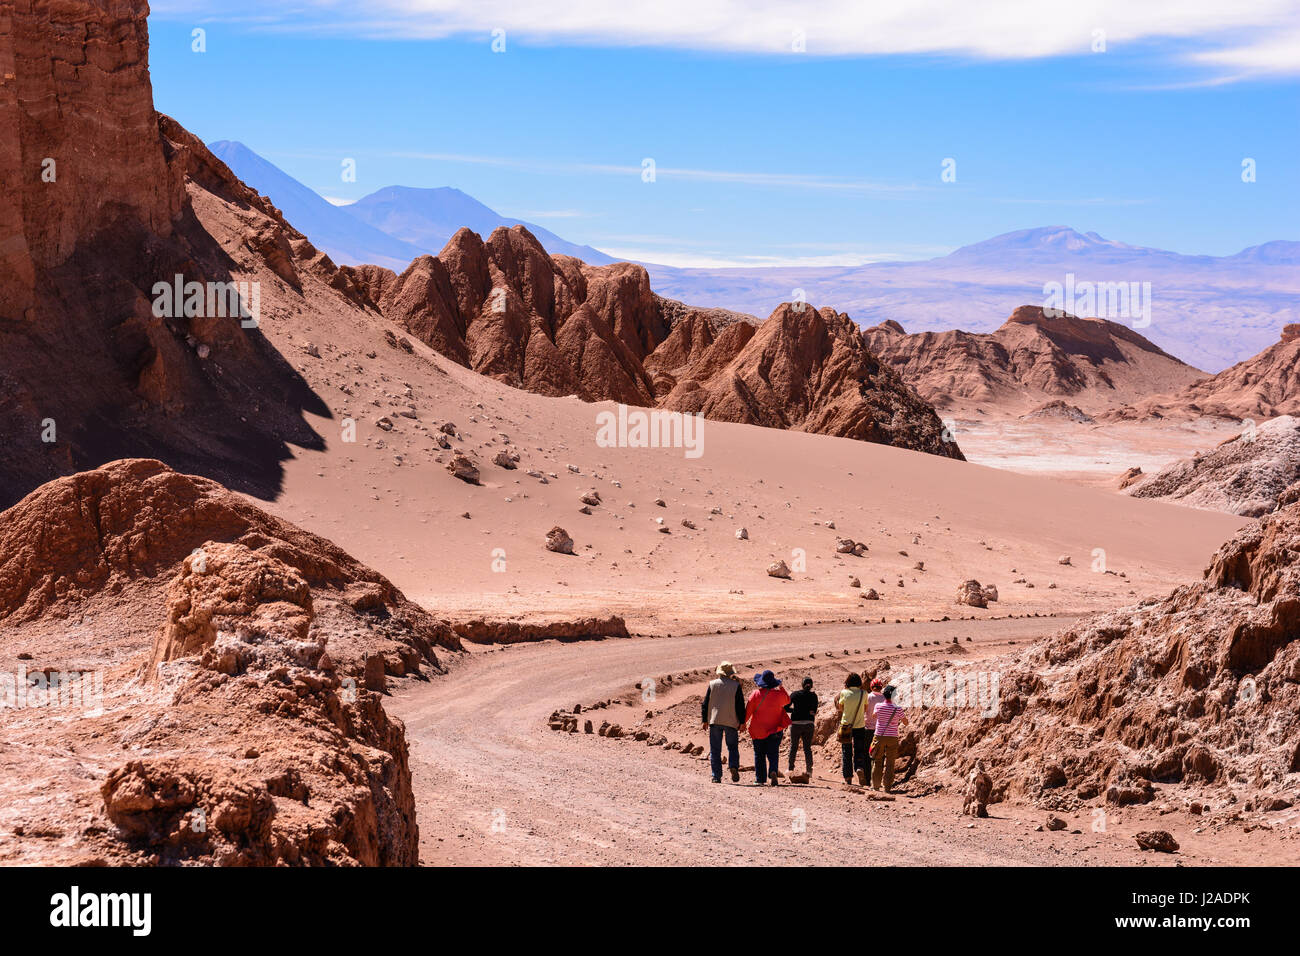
755, 669, 782, 689
716, 661, 736, 676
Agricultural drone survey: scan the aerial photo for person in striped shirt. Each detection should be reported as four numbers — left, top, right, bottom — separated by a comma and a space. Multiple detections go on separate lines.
869, 684, 908, 792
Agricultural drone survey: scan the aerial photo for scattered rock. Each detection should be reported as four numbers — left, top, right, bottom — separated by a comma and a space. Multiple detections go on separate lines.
446, 452, 480, 484
767, 560, 792, 579
545, 526, 575, 555
1135, 830, 1179, 853
955, 579, 987, 608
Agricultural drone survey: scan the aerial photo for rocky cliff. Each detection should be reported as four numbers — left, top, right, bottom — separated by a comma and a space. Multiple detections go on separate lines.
863, 306, 1206, 414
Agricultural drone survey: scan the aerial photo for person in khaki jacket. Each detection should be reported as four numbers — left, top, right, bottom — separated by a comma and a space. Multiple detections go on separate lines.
701, 661, 746, 783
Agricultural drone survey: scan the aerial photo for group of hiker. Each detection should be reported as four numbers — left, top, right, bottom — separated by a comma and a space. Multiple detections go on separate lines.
700, 662, 908, 789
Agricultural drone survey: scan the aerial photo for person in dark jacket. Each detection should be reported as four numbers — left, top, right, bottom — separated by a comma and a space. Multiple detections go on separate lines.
784, 677, 818, 777
701, 661, 746, 783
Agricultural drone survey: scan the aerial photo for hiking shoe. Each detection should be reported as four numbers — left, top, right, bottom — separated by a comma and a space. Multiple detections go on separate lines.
729, 767, 740, 783
711, 777, 722, 784
856, 769, 868, 786
769, 778, 779, 787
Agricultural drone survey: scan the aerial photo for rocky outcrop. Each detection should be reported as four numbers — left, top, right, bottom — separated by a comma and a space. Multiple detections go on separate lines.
0, 460, 460, 865
1021, 400, 1094, 423
0, 0, 371, 509
920, 501, 1300, 810
0, 0, 176, 313
1125, 416, 1300, 516
1117, 327, 1300, 421
357, 231, 961, 458
663, 304, 963, 459
0, 459, 459, 673
353, 230, 661, 405
863, 307, 1205, 413
955, 579, 988, 608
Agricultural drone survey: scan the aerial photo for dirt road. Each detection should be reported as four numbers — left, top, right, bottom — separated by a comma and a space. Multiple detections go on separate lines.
390, 616, 1288, 866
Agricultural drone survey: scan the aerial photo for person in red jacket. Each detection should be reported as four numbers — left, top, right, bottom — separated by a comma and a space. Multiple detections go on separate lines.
744, 670, 791, 786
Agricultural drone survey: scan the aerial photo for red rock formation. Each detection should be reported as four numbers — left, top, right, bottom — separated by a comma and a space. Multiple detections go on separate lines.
0, 458, 459, 669
663, 304, 963, 459
355, 226, 661, 405
0, 0, 371, 509
919, 501, 1300, 809
863, 306, 1206, 413
357, 230, 960, 457
1125, 328, 1300, 420
0, 0, 177, 313
0, 459, 458, 865
644, 307, 756, 398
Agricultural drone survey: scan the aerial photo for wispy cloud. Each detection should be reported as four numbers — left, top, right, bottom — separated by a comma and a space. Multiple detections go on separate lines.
594, 235, 953, 268
514, 209, 589, 219
152, 0, 1300, 77
391, 150, 921, 194
988, 196, 1153, 206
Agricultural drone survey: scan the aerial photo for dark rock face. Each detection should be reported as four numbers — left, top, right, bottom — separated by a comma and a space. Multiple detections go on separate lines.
0, 0, 363, 509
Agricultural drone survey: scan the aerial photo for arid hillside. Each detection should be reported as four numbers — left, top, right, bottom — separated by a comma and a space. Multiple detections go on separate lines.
862, 306, 1206, 416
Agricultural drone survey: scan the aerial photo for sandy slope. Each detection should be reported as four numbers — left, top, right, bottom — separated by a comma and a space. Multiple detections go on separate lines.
257, 347, 1247, 634
388, 620, 1295, 866
178, 177, 1248, 638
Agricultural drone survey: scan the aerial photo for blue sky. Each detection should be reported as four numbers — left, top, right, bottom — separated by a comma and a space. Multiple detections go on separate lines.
147, 2, 1299, 266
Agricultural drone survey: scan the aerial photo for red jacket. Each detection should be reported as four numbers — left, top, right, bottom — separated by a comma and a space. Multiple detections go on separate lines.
745, 687, 792, 740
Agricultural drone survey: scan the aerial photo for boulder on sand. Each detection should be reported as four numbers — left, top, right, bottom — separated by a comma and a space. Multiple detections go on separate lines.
545, 526, 575, 555
767, 560, 792, 579
446, 452, 480, 484
955, 579, 987, 608
1135, 830, 1179, 853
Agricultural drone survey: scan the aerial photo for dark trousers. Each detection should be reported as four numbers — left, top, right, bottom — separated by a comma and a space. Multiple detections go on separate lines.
788, 722, 814, 772
753, 731, 783, 784
708, 724, 740, 781
840, 727, 873, 782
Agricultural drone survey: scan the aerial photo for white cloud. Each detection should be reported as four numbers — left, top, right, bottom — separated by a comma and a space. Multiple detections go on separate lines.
152, 0, 1300, 74
1188, 26, 1300, 77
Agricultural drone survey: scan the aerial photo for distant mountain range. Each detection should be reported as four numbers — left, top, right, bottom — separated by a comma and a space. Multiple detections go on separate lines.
644, 227, 1300, 373
208, 141, 614, 271
208, 142, 1298, 372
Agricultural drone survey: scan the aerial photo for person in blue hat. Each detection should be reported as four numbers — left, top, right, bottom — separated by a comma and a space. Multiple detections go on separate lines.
743, 669, 791, 786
